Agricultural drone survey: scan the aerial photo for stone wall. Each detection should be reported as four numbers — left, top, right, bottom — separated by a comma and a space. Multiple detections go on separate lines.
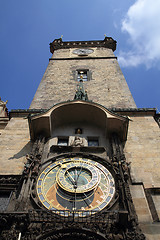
125, 115, 160, 239
30, 48, 136, 109
0, 118, 31, 175
125, 115, 160, 188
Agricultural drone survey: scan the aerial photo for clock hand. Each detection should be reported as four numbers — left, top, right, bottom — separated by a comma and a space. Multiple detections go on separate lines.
83, 192, 92, 203
82, 192, 92, 207
74, 167, 78, 186
76, 165, 82, 182
66, 170, 75, 185
74, 188, 76, 210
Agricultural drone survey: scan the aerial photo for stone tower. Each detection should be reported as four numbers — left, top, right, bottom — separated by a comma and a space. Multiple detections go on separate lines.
0, 37, 160, 240
30, 37, 136, 109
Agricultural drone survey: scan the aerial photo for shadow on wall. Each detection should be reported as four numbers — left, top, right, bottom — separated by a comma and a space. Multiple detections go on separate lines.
8, 141, 32, 160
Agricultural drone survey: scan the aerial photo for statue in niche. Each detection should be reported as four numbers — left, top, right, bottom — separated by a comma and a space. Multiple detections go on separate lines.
70, 136, 84, 147
75, 128, 82, 134
0, 97, 8, 108
0, 97, 8, 117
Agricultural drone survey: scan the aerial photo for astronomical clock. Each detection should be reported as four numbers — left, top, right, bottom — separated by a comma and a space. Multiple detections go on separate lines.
36, 157, 115, 215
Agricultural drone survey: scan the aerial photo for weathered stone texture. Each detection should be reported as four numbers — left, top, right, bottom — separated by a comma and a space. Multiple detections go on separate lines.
125, 116, 160, 188
30, 48, 136, 109
152, 194, 160, 219
140, 223, 160, 240
0, 118, 31, 175
126, 116, 160, 239
130, 185, 152, 223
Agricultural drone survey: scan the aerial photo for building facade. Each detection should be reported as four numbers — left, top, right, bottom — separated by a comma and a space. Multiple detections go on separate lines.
0, 37, 160, 240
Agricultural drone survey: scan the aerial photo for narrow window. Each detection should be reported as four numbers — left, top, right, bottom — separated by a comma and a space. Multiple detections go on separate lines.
58, 137, 68, 146
88, 138, 99, 147
77, 70, 88, 82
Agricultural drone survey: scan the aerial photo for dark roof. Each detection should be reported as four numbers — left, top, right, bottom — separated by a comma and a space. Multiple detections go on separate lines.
49, 36, 117, 53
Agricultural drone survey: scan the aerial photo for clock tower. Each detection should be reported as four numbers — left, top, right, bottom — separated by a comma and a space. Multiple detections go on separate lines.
0, 37, 160, 240
30, 37, 136, 109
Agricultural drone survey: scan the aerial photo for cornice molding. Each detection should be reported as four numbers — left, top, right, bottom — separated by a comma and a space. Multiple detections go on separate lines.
49, 37, 117, 53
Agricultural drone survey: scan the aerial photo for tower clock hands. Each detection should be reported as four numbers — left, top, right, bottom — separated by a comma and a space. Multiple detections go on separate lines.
66, 170, 75, 185
82, 192, 92, 207
73, 187, 77, 211
83, 192, 92, 203
76, 165, 83, 183
74, 167, 78, 187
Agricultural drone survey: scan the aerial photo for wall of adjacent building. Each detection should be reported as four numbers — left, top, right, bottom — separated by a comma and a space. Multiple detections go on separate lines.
125, 115, 160, 188
0, 118, 31, 175
125, 114, 160, 240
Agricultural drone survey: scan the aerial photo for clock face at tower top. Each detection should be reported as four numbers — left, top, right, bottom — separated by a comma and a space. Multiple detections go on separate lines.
37, 157, 115, 216
72, 48, 94, 56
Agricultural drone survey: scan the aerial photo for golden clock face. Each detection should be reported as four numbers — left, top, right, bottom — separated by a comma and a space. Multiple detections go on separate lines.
37, 157, 115, 216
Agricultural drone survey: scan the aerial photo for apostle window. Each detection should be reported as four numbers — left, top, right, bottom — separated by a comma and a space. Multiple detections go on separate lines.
77, 70, 88, 81
88, 137, 99, 147
77, 70, 90, 82
58, 137, 68, 146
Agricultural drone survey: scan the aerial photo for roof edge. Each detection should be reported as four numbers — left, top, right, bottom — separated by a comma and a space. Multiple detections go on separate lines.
10, 101, 157, 119
49, 36, 117, 53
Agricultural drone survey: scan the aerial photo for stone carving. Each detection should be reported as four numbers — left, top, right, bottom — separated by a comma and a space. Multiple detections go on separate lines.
111, 133, 146, 240
23, 154, 41, 178
0, 97, 8, 117
23, 154, 34, 176
74, 80, 88, 101
70, 136, 84, 147
0, 97, 8, 108
0, 213, 29, 240
13, 136, 46, 211
23, 136, 45, 178
0, 175, 21, 185
125, 229, 146, 240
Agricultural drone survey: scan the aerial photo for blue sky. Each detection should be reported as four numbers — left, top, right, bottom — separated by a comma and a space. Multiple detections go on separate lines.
1, 0, 160, 111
